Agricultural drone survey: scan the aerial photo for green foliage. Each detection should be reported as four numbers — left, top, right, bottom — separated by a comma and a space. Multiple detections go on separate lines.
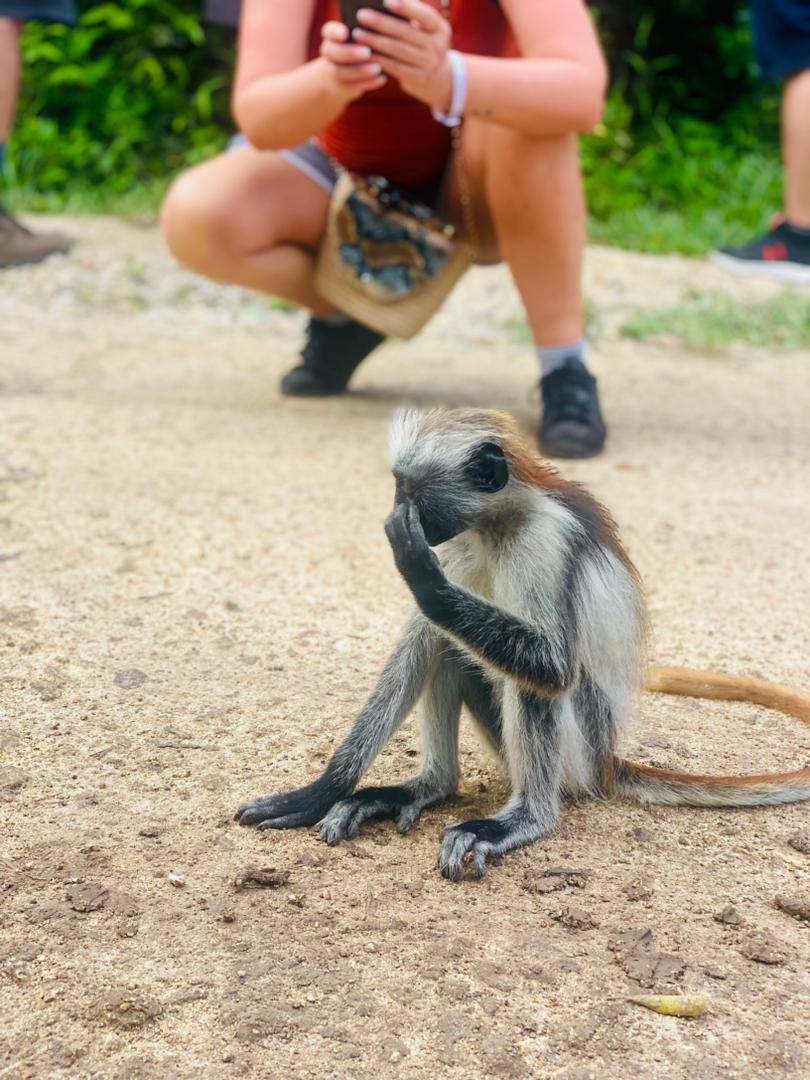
10, 0, 235, 203
621, 292, 810, 351
582, 95, 782, 254
591, 0, 763, 127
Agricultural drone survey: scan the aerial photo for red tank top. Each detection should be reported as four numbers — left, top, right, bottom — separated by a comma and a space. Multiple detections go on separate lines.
308, 0, 517, 188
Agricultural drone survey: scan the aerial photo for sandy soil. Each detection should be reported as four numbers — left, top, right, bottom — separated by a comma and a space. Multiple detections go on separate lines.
1, 215, 808, 1080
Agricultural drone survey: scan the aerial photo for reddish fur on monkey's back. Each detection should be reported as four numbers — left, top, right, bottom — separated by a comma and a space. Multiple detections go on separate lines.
487, 411, 640, 581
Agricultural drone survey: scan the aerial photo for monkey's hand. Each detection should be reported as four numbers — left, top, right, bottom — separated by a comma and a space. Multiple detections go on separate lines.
385, 502, 446, 601
235, 778, 344, 831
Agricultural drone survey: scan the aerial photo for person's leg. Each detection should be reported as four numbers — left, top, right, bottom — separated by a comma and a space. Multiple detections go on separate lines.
783, 67, 810, 228
162, 146, 335, 312
445, 121, 605, 458
713, 2, 810, 282
161, 146, 385, 393
0, 17, 22, 153
0, 14, 73, 267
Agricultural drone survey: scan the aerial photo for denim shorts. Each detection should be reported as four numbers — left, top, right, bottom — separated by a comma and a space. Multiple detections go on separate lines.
751, 0, 810, 80
228, 133, 450, 210
229, 134, 337, 195
0, 1, 77, 23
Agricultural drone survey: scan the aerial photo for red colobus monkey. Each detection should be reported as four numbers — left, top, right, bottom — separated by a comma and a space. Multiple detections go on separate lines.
237, 409, 810, 881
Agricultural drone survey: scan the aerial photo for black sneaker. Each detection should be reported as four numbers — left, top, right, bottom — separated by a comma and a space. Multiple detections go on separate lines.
280, 316, 386, 396
539, 357, 607, 459
712, 219, 810, 285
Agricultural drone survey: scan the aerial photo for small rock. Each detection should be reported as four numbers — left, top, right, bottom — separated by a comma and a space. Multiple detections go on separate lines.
624, 881, 653, 902
93, 990, 162, 1029
0, 766, 27, 796
610, 927, 685, 988
138, 826, 160, 838
115, 669, 148, 690
233, 866, 290, 890
632, 828, 653, 843
67, 884, 109, 913
774, 894, 810, 922
552, 905, 599, 931
739, 931, 788, 966
31, 680, 63, 702
714, 904, 743, 927
167, 872, 186, 888
787, 831, 810, 855
523, 867, 589, 894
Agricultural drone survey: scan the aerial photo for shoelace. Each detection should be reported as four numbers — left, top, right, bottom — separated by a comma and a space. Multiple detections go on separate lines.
548, 373, 595, 422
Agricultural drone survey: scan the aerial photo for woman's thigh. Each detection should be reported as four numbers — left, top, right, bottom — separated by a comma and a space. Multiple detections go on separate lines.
162, 146, 332, 258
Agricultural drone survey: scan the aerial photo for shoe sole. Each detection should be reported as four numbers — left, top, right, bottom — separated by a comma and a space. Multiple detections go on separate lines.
539, 438, 606, 460
710, 251, 810, 285
0, 247, 72, 269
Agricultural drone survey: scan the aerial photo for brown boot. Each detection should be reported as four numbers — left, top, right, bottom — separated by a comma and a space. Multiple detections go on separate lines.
0, 210, 73, 268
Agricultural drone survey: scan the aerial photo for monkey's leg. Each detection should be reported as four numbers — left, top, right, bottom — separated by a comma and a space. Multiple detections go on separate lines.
439, 688, 562, 882
319, 645, 467, 844
236, 617, 436, 831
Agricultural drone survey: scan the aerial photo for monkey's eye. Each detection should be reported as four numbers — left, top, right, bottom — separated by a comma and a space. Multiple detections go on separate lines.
468, 442, 508, 494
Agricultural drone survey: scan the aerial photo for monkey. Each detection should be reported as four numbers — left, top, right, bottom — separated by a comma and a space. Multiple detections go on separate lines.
236, 408, 810, 881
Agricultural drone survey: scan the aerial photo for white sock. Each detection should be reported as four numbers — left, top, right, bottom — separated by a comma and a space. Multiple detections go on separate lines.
536, 339, 588, 379
317, 310, 352, 327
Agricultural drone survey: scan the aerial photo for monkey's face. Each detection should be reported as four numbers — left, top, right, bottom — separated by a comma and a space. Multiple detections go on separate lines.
393, 441, 510, 547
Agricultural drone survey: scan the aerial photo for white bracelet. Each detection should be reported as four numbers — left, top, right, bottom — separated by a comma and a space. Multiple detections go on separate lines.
431, 50, 467, 128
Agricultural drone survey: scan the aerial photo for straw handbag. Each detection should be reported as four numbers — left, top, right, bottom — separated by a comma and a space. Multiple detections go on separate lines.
314, 129, 475, 340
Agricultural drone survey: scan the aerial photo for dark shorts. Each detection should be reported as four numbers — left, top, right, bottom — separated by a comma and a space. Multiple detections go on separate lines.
751, 0, 810, 80
0, 1, 77, 23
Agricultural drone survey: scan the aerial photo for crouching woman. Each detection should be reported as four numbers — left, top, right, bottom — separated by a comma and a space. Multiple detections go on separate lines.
161, 0, 608, 457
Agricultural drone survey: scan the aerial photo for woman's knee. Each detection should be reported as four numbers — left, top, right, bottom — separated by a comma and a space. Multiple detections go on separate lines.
160, 162, 245, 269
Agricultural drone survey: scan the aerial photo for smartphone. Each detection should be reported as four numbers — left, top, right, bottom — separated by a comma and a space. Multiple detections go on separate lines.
338, 0, 399, 32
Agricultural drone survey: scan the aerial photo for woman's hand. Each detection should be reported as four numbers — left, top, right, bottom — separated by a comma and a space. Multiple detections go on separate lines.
320, 20, 388, 101
353, 0, 453, 110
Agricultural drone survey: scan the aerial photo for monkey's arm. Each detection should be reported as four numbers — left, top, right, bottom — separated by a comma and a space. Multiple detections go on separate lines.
385, 504, 571, 694
236, 615, 437, 830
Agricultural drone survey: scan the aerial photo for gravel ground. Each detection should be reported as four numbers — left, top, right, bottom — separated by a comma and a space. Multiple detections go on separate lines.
0, 215, 808, 1080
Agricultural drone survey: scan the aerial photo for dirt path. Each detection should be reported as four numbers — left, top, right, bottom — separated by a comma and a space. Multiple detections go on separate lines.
1, 215, 808, 1080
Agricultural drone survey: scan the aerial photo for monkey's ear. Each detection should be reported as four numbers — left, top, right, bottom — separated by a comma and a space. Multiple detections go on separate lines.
470, 442, 509, 494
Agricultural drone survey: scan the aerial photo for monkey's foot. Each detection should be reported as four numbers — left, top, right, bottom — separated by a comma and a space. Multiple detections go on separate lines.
318, 783, 451, 845
235, 779, 343, 831
438, 811, 548, 882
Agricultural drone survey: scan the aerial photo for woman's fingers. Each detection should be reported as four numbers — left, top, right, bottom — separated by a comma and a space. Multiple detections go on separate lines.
333, 60, 385, 84
321, 38, 376, 66
322, 20, 350, 43
353, 29, 423, 66
378, 0, 444, 32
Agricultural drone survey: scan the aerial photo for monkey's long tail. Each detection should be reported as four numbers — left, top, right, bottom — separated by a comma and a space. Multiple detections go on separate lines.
614, 665, 810, 808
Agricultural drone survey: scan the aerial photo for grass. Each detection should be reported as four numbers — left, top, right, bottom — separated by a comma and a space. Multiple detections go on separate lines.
620, 292, 810, 352
3, 178, 170, 221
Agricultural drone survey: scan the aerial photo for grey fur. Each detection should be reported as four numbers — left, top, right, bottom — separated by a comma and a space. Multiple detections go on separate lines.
237, 408, 807, 879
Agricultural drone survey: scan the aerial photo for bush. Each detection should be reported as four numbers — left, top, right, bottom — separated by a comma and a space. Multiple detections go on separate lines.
11, 0, 235, 206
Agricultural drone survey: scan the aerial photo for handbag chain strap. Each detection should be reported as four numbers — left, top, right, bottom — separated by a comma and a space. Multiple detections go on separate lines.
450, 125, 477, 258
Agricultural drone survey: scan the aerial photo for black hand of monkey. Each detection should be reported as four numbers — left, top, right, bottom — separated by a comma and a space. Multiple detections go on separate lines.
384, 502, 445, 597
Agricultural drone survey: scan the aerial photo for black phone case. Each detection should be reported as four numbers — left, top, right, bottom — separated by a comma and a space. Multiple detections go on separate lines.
338, 1, 398, 31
